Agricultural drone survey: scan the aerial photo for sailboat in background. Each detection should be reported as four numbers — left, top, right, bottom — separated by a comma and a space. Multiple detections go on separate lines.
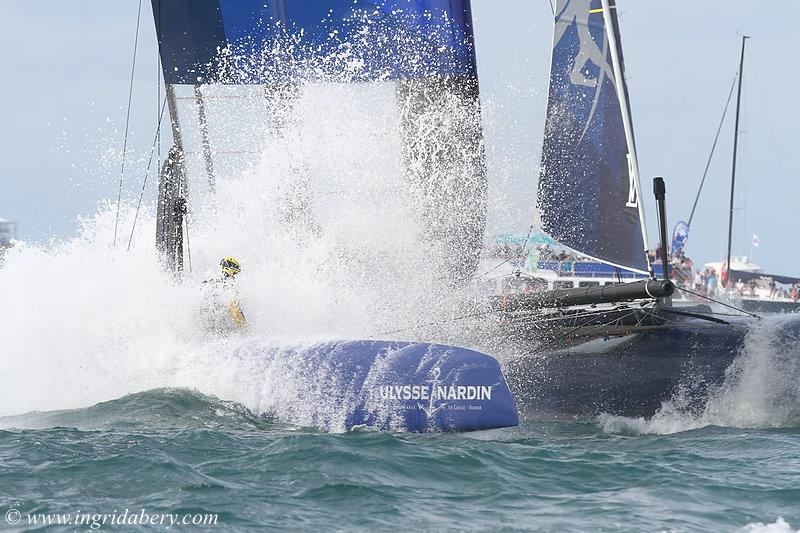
702, 37, 800, 313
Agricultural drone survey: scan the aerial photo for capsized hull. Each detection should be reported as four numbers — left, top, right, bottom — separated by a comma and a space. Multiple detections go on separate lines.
234, 340, 518, 432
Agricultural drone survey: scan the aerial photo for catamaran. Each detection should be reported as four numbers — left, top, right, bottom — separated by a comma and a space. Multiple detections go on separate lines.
133, 0, 797, 425
487, 0, 800, 418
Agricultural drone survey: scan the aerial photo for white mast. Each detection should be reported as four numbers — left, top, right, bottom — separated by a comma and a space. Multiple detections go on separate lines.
600, 0, 654, 278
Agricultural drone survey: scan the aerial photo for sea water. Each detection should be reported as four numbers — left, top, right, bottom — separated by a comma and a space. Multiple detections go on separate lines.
1, 394, 798, 531
1, 80, 799, 531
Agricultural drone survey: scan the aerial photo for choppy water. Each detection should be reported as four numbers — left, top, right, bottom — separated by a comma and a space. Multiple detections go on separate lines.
0, 388, 797, 532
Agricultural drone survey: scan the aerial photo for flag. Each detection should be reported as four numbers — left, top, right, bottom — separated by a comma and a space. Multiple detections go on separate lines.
752, 234, 760, 247
671, 221, 690, 257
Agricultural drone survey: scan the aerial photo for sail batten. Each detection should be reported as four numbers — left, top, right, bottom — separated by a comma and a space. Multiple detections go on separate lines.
536, 0, 647, 272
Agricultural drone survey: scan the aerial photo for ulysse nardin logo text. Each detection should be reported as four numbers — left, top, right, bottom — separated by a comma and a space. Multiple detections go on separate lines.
375, 367, 494, 416
378, 384, 492, 401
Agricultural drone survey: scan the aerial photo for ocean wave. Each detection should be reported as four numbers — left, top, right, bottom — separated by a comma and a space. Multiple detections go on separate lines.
0, 388, 272, 431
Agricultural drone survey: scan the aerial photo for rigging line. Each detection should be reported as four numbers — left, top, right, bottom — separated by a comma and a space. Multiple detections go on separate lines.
534, 307, 642, 353
688, 73, 738, 227
374, 309, 493, 338
656, 307, 730, 326
156, 0, 162, 177
113, 0, 144, 246
185, 213, 192, 273
640, 305, 662, 326
675, 285, 760, 319
127, 99, 168, 251
700, 310, 760, 318
506, 305, 641, 324
476, 224, 535, 279
638, 305, 662, 327
748, 54, 800, 244
547, 0, 555, 16
543, 305, 648, 340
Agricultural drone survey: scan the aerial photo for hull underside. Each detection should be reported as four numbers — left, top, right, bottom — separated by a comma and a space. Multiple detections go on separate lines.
502, 312, 752, 419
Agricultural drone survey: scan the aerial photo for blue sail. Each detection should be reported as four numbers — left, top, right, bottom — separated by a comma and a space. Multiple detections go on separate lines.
536, 0, 646, 272
152, 0, 478, 85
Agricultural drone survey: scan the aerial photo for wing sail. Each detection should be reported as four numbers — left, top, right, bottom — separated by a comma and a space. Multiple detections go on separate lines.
535, 0, 647, 272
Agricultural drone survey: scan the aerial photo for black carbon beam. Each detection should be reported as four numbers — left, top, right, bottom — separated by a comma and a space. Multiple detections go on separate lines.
495, 279, 675, 312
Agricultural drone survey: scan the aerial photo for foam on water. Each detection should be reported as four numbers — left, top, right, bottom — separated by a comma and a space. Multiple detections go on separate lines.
0, 78, 490, 424
599, 315, 800, 434
739, 518, 799, 533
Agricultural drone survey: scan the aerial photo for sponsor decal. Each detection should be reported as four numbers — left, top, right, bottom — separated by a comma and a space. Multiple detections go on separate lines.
378, 385, 492, 402
375, 367, 493, 416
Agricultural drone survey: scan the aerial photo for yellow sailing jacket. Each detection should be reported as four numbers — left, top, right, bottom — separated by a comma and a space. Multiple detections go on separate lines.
228, 299, 246, 329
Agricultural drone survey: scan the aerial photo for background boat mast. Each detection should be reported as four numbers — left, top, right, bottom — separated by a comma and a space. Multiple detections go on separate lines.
600, 0, 654, 279
726, 35, 749, 282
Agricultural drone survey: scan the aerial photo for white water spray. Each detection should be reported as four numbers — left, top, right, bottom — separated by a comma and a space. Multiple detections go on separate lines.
599, 315, 800, 434
0, 77, 490, 420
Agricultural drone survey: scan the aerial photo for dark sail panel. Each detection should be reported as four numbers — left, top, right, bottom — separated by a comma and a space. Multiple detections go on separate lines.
151, 0, 487, 283
536, 0, 646, 272
152, 0, 478, 85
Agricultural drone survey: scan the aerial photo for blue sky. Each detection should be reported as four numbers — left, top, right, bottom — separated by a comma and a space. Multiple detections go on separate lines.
0, 1, 798, 273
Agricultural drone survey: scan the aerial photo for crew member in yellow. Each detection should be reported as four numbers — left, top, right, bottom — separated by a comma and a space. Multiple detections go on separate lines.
219, 257, 247, 329
202, 257, 247, 333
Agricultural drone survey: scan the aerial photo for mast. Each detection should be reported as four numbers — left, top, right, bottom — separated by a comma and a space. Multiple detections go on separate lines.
726, 35, 749, 284
600, 0, 654, 279
153, 0, 189, 275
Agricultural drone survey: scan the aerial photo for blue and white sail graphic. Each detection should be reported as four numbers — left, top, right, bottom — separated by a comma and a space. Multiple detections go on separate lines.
535, 0, 646, 272
671, 220, 690, 257
152, 0, 478, 85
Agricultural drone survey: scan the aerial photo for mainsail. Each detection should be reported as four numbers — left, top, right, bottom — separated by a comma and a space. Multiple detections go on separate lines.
151, 0, 487, 282
535, 0, 648, 272
152, 0, 480, 84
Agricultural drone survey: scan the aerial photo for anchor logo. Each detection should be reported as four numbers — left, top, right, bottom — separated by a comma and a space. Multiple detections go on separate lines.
418, 367, 447, 417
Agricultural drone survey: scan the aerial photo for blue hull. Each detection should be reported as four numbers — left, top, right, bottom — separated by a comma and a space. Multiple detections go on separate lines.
235, 340, 519, 432
506, 320, 752, 418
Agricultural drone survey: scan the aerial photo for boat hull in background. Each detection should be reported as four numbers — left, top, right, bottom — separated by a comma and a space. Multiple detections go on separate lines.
735, 298, 800, 314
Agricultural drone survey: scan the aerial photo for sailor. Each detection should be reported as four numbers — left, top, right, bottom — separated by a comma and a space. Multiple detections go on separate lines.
201, 257, 247, 333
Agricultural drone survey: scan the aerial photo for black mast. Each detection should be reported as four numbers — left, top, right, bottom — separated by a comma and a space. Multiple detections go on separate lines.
726, 35, 749, 284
